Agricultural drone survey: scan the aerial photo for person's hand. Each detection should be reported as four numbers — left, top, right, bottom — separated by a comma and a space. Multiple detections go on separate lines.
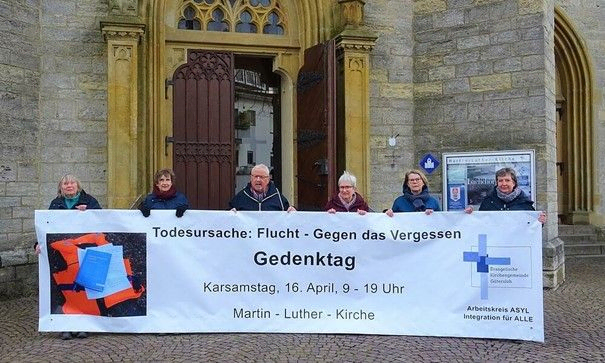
327, 208, 336, 214
75, 204, 87, 211
385, 209, 394, 217
424, 209, 434, 215
357, 209, 367, 215
464, 206, 473, 214
538, 211, 547, 224
34, 243, 41, 255
176, 206, 187, 218
140, 207, 151, 217
287, 206, 297, 213
230, 208, 237, 212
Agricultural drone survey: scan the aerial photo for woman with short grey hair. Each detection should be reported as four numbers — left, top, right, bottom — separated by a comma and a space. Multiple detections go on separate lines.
325, 171, 370, 214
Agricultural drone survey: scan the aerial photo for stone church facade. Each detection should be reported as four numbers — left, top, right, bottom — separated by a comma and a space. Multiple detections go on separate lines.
1, 0, 604, 298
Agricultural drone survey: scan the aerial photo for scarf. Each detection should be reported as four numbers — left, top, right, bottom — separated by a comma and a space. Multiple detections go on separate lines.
496, 187, 521, 203
153, 185, 177, 200
339, 193, 357, 211
64, 192, 81, 209
403, 186, 430, 211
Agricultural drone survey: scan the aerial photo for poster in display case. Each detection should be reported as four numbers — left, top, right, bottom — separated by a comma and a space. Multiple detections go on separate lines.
441, 150, 535, 211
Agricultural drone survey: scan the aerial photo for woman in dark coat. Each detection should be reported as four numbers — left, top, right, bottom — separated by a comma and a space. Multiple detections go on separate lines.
37, 174, 101, 256
385, 169, 441, 216
466, 167, 546, 223
49, 174, 101, 210
325, 171, 370, 214
43, 174, 101, 340
139, 168, 189, 217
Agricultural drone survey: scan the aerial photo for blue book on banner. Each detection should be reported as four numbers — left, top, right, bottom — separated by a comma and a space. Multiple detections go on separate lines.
75, 248, 112, 292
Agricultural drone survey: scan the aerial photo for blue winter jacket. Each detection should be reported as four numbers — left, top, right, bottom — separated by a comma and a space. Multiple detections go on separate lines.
140, 191, 189, 210
229, 181, 291, 211
391, 185, 441, 212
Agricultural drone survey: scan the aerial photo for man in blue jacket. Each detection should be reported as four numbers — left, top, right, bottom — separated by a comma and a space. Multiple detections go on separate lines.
229, 164, 296, 212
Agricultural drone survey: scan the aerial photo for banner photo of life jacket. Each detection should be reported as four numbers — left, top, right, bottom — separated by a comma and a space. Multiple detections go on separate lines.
47, 232, 146, 317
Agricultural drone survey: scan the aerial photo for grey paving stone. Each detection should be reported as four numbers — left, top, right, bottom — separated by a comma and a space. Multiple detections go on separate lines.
0, 257, 603, 362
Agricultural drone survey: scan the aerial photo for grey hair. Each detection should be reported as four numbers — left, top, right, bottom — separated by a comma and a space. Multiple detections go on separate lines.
57, 174, 82, 197
338, 171, 357, 188
251, 163, 270, 177
495, 167, 518, 188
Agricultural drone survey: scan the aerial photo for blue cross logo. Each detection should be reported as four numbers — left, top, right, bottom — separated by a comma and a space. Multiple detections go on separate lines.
463, 234, 511, 299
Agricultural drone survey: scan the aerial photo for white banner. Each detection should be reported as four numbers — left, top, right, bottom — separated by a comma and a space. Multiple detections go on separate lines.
35, 210, 544, 342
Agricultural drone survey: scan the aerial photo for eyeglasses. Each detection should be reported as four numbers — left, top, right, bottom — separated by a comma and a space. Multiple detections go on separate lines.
339, 185, 353, 189
252, 175, 269, 180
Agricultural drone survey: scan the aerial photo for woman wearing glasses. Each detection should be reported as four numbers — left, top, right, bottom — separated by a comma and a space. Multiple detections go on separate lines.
325, 171, 370, 215
229, 164, 296, 211
385, 169, 441, 216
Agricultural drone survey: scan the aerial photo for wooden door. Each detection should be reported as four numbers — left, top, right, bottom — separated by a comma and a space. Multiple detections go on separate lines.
295, 40, 338, 211
172, 50, 235, 209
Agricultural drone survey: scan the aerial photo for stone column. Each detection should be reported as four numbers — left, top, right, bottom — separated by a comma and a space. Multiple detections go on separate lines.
335, 0, 376, 199
101, 22, 145, 208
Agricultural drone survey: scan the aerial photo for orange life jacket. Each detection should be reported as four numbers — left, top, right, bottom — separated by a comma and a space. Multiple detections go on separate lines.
51, 233, 145, 315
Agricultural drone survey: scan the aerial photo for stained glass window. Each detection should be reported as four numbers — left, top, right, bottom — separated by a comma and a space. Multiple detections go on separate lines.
263, 11, 283, 35
235, 11, 257, 33
177, 6, 201, 30
177, 0, 286, 35
207, 8, 229, 32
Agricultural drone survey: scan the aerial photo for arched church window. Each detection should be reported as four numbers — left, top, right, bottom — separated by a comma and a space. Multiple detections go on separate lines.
235, 10, 257, 33
176, 0, 287, 35
263, 11, 283, 35
177, 5, 202, 30
207, 8, 229, 31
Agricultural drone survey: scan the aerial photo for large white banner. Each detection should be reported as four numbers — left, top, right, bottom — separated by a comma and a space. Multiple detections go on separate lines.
35, 210, 544, 342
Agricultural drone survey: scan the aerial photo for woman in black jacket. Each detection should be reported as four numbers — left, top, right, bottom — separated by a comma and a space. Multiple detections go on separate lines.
467, 167, 546, 223
39, 174, 101, 340
48, 174, 101, 210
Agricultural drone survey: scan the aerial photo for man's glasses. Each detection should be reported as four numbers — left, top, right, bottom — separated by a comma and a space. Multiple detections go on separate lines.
252, 175, 269, 180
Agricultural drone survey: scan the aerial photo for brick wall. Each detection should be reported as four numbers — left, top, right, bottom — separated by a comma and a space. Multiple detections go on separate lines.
411, 0, 555, 196
366, 0, 416, 211
38, 0, 108, 202
0, 0, 41, 298
0, 0, 108, 299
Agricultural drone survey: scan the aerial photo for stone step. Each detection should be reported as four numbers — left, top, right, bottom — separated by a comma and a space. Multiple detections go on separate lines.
558, 224, 598, 235
559, 234, 599, 244
565, 243, 605, 256
566, 254, 605, 259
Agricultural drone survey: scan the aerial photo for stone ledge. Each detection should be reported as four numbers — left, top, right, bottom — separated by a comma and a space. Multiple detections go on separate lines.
543, 237, 565, 289
0, 250, 30, 267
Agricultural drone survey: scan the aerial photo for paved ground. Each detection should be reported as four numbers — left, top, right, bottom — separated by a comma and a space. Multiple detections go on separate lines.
1, 257, 604, 362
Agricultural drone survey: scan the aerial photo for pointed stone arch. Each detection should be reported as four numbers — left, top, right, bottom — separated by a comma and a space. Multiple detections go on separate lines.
137, 0, 337, 201
103, 0, 374, 207
554, 7, 596, 224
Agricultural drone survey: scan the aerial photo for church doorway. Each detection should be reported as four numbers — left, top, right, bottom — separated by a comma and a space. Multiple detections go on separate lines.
171, 52, 282, 210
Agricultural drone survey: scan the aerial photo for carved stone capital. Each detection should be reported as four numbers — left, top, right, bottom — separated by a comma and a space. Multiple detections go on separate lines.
100, 22, 145, 43
335, 31, 377, 53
